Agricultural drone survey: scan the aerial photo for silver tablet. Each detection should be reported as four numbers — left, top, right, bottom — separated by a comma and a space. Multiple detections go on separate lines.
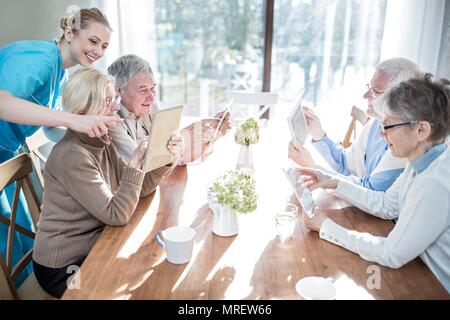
287, 99, 309, 144
283, 167, 315, 218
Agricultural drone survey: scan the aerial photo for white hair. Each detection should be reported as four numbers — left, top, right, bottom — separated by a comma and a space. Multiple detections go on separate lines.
373, 58, 424, 117
107, 54, 153, 88
375, 57, 423, 88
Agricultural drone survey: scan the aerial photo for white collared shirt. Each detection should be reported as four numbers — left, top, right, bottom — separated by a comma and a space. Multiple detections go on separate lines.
319, 145, 450, 293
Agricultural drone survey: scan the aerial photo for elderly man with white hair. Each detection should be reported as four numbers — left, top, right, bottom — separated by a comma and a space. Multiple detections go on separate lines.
107, 54, 230, 165
288, 57, 423, 191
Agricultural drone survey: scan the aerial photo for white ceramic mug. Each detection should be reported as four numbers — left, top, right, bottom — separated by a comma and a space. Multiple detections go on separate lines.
155, 226, 196, 264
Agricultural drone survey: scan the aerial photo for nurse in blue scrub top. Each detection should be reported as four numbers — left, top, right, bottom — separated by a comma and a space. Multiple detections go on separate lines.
0, 7, 119, 285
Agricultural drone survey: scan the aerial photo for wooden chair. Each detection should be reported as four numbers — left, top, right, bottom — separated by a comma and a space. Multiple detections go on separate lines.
342, 106, 370, 148
0, 153, 52, 300
21, 128, 55, 202
225, 91, 279, 120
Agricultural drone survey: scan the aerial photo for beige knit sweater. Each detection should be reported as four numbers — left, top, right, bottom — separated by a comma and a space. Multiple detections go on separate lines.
33, 130, 170, 268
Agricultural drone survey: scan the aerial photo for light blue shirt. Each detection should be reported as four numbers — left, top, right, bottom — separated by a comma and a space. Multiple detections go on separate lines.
312, 120, 404, 191
0, 40, 67, 152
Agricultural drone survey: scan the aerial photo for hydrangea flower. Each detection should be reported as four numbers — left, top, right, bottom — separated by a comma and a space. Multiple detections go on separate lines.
234, 117, 260, 147
210, 169, 257, 213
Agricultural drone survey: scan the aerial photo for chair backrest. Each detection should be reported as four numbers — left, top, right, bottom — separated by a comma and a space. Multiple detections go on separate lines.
225, 91, 279, 120
0, 153, 41, 300
22, 128, 54, 202
342, 106, 370, 148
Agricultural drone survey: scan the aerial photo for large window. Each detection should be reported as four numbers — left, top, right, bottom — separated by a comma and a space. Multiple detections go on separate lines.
154, 0, 265, 116
98, 0, 387, 131
272, 0, 387, 136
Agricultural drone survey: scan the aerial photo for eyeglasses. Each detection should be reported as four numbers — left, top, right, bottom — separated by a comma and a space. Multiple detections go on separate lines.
106, 95, 121, 106
379, 120, 419, 133
366, 83, 384, 98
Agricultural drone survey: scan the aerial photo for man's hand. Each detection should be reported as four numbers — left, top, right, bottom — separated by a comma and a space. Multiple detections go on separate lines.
288, 139, 316, 167
167, 134, 185, 161
212, 110, 231, 138
303, 106, 325, 140
201, 111, 232, 144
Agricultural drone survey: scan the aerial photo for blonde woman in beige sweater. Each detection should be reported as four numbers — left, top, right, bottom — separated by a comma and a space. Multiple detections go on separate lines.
32, 68, 184, 298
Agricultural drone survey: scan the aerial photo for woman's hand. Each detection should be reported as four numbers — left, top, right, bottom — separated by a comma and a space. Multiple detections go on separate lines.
288, 139, 315, 167
301, 207, 328, 232
297, 167, 339, 191
69, 114, 123, 138
302, 106, 325, 140
167, 134, 185, 161
128, 138, 148, 170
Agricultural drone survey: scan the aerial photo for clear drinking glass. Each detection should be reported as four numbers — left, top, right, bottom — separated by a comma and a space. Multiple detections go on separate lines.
275, 203, 298, 239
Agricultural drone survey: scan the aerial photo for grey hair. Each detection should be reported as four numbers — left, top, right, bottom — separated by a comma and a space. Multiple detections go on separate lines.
375, 57, 423, 88
107, 54, 153, 88
377, 74, 450, 142
373, 58, 423, 116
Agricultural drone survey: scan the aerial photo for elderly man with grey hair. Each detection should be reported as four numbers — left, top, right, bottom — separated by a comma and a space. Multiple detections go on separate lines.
288, 57, 423, 191
107, 54, 230, 165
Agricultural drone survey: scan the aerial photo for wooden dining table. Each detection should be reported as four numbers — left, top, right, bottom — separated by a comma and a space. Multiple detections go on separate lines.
62, 114, 449, 300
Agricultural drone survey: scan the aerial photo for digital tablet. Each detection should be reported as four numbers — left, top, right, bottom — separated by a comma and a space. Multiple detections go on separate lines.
143, 105, 184, 172
283, 167, 315, 218
287, 99, 309, 144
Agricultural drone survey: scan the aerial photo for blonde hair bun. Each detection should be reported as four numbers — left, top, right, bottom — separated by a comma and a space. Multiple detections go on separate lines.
59, 8, 111, 41
60, 17, 69, 30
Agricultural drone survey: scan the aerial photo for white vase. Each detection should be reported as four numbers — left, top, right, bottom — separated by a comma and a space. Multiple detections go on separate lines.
208, 196, 239, 237
236, 144, 254, 171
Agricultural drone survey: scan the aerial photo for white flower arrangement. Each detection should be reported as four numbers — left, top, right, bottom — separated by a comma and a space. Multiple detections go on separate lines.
234, 117, 260, 147
209, 169, 257, 214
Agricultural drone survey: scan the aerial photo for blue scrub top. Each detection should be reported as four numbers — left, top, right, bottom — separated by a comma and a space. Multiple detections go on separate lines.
0, 40, 67, 152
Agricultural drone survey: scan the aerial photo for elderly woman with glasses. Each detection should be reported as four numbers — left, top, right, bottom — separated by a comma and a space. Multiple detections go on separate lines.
32, 68, 184, 298
297, 74, 450, 293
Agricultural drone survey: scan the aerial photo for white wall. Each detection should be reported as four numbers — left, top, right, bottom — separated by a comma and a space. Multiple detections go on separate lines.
0, 0, 94, 46
0, 0, 158, 73
381, 0, 446, 74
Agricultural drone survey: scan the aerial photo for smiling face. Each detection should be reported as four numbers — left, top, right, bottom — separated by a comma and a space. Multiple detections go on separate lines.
118, 73, 157, 118
65, 22, 111, 67
363, 71, 391, 118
